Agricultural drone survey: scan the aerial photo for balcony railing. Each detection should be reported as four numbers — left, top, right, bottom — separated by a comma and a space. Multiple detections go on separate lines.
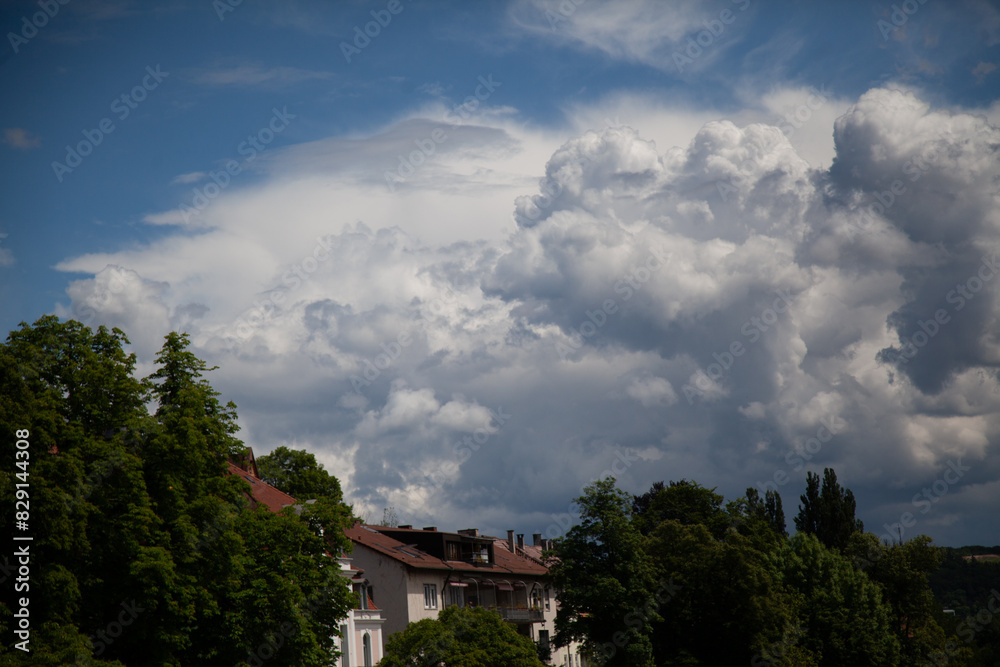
493, 607, 545, 622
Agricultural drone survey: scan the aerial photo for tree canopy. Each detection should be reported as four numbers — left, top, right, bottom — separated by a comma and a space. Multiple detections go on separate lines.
548, 478, 660, 666
794, 468, 863, 552
256, 444, 344, 503
546, 474, 979, 666
379, 606, 546, 667
0, 317, 355, 666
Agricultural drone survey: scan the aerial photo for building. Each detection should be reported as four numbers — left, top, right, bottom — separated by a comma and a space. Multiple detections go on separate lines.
227, 460, 297, 512
346, 523, 589, 666
337, 557, 386, 667
227, 452, 385, 666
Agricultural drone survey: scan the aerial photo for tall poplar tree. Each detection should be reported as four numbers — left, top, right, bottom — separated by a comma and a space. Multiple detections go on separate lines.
794, 468, 863, 551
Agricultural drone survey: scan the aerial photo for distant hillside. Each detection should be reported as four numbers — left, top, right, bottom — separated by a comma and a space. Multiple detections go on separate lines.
930, 546, 1000, 616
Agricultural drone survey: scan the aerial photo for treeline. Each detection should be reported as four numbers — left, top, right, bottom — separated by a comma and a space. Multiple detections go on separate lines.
3, 316, 998, 667
547, 473, 1000, 666
0, 317, 356, 666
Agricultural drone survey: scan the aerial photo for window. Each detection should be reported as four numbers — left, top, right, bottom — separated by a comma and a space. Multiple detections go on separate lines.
363, 633, 373, 667
531, 587, 542, 609
355, 583, 369, 610
449, 584, 464, 607
340, 625, 349, 667
539, 630, 550, 651
544, 587, 551, 611
446, 541, 460, 560
424, 583, 437, 609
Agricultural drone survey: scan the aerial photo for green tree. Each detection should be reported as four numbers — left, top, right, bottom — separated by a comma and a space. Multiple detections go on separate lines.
0, 318, 354, 666
848, 533, 950, 665
548, 478, 658, 667
733, 487, 788, 539
632, 479, 729, 538
794, 468, 863, 551
255, 445, 354, 552
257, 445, 345, 503
379, 606, 545, 667
783, 533, 901, 666
646, 519, 804, 666
0, 317, 175, 664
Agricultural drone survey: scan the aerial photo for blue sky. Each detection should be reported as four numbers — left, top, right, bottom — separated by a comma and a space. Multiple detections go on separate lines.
2, 0, 1000, 546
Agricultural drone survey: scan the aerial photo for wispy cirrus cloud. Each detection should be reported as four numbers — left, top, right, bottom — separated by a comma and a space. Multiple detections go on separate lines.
190, 64, 334, 89
0, 233, 13, 268
170, 171, 206, 184
508, 0, 752, 73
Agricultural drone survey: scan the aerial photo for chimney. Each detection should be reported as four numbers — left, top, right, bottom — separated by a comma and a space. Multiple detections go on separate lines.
507, 530, 515, 552
423, 526, 437, 532
533, 533, 542, 546
398, 524, 412, 529
517, 533, 524, 549
458, 528, 479, 537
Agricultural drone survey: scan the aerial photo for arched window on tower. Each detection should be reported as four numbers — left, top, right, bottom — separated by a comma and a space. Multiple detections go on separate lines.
363, 633, 373, 667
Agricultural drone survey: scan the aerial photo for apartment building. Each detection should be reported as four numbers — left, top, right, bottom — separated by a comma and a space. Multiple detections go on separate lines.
346, 523, 589, 666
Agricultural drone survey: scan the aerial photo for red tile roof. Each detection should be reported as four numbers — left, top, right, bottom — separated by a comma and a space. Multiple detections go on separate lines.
345, 524, 549, 577
518, 543, 548, 566
227, 462, 297, 513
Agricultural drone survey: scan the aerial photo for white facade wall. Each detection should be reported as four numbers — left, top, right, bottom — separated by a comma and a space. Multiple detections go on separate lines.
348, 544, 418, 639
349, 541, 589, 666
333, 557, 385, 667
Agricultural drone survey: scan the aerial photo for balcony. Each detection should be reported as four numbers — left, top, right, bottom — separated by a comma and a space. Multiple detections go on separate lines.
493, 607, 545, 623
